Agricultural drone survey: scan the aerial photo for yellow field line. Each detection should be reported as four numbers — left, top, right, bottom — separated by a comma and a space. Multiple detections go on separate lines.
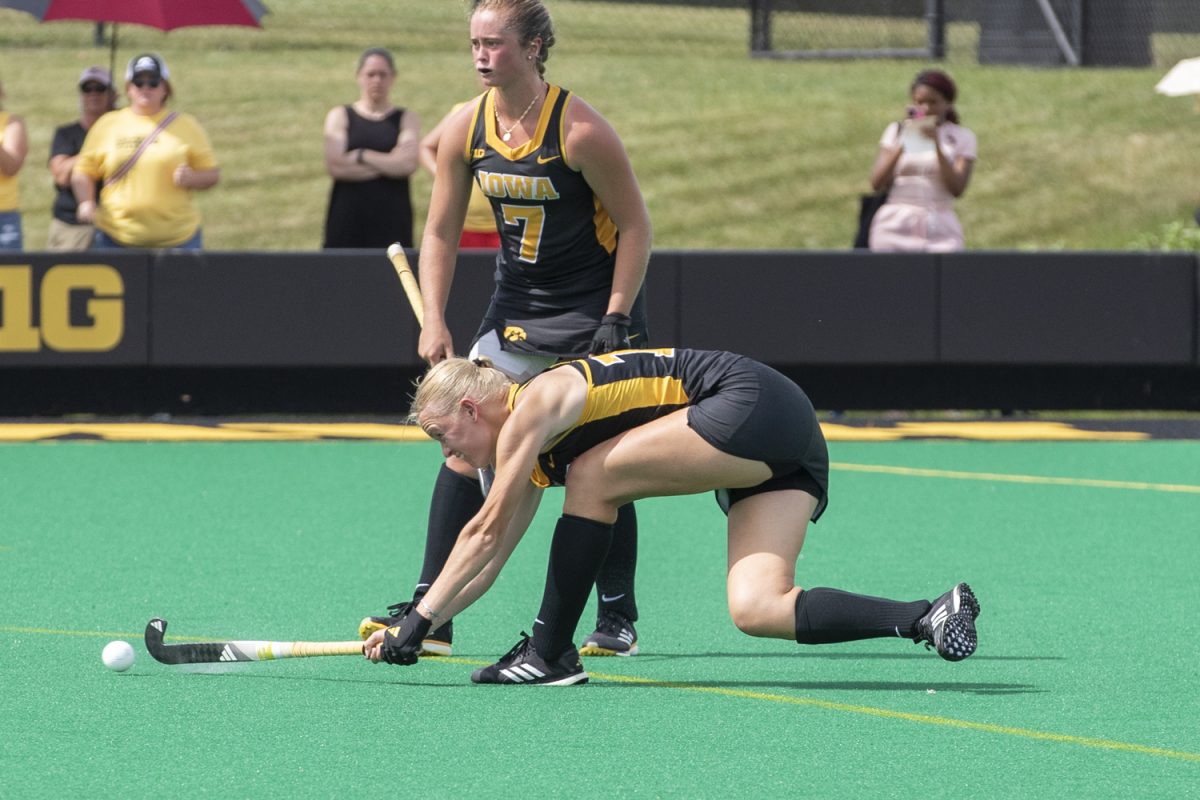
833, 462, 1200, 495
587, 673, 1200, 764
0, 423, 431, 443
7, 626, 1195, 764
821, 421, 1148, 442
350, 654, 1200, 763
0, 420, 1163, 443
2, 625, 153, 640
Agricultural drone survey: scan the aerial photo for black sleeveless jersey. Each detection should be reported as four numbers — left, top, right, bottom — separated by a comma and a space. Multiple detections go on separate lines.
467, 86, 645, 356
511, 348, 742, 487
324, 106, 413, 248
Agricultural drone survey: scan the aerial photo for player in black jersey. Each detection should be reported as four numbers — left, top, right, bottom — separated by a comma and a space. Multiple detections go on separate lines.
364, 349, 981, 684
358, 0, 653, 658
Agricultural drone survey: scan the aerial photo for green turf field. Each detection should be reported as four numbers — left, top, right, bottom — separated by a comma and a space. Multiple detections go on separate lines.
2, 438, 1198, 797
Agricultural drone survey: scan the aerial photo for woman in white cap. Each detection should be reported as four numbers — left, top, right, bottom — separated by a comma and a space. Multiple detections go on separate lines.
71, 53, 220, 249
0, 78, 29, 251
47, 66, 116, 251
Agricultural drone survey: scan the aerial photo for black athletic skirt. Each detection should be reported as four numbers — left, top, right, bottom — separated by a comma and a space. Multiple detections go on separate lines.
687, 357, 829, 521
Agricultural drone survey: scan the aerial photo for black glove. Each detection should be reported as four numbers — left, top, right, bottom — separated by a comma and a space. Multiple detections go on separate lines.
379, 607, 433, 666
589, 313, 632, 354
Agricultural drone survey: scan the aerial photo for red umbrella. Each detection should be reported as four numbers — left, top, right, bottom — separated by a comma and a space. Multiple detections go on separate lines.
0, 0, 268, 77
41, 0, 267, 30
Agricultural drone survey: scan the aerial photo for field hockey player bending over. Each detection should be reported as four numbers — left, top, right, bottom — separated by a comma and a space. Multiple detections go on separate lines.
364, 348, 980, 684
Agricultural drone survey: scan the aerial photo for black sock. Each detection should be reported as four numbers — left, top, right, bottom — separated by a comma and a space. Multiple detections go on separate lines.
412, 465, 483, 612
532, 514, 614, 660
794, 587, 932, 644
595, 502, 638, 622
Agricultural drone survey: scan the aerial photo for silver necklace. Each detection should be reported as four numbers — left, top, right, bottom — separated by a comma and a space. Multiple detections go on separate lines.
495, 89, 541, 142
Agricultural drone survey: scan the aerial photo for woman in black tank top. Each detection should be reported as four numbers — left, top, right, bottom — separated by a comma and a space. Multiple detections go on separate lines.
321, 47, 420, 248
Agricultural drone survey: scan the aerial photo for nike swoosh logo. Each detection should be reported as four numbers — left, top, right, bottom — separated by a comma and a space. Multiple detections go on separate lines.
536, 154, 561, 164
600, 593, 626, 603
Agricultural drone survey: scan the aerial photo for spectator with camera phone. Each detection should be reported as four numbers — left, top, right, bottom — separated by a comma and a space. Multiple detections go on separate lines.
866, 69, 976, 252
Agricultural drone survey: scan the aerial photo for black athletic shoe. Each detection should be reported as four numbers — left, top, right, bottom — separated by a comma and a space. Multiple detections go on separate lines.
358, 601, 453, 656
914, 582, 980, 662
471, 632, 589, 686
579, 609, 639, 656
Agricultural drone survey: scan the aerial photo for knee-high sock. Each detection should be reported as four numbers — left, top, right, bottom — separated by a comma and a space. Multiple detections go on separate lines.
794, 587, 932, 644
595, 502, 638, 621
413, 464, 483, 610
532, 514, 614, 660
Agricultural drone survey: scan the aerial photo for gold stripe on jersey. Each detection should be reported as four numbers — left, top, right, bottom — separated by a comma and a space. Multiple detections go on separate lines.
524, 351, 691, 487
483, 85, 564, 160
531, 463, 553, 488
593, 195, 618, 254
506, 383, 556, 488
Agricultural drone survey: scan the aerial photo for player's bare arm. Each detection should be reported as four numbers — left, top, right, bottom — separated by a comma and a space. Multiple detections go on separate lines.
440, 481, 544, 620
563, 98, 652, 317
418, 112, 450, 175
414, 367, 589, 621
415, 107, 476, 364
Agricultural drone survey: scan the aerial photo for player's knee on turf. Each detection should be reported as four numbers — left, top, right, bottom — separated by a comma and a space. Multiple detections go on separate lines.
726, 585, 784, 638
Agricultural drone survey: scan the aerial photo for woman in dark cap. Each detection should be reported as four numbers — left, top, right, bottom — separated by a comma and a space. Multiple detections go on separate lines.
866, 69, 977, 252
47, 66, 116, 251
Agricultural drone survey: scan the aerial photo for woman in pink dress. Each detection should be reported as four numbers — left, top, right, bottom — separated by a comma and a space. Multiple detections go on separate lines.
868, 70, 976, 252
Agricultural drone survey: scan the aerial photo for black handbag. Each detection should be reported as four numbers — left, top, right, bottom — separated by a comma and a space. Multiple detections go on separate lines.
854, 191, 888, 249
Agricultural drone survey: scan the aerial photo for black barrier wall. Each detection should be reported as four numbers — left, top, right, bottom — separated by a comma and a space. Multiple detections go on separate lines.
1, 250, 1197, 412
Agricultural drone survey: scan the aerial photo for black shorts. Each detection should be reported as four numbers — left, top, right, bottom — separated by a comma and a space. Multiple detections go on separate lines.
687, 358, 829, 521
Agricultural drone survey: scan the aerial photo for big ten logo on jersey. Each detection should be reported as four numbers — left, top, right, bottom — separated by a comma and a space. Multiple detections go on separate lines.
0, 265, 124, 352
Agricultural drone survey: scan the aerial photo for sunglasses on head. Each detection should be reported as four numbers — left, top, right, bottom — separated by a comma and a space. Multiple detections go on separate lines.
131, 77, 161, 89
81, 83, 109, 94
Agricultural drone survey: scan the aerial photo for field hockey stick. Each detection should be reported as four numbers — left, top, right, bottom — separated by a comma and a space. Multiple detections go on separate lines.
385, 243, 495, 494
386, 243, 424, 328
145, 618, 363, 665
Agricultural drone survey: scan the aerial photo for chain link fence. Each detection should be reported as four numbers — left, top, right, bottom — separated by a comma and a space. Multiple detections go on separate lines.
575, 0, 1198, 68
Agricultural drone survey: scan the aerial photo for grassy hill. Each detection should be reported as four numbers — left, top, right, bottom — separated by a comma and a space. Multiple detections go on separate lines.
1, 0, 1197, 251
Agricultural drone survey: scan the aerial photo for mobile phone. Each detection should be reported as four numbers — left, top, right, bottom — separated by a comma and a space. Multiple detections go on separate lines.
901, 116, 935, 154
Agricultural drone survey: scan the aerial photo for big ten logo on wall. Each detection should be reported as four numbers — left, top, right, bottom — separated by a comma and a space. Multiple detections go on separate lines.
0, 265, 124, 352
